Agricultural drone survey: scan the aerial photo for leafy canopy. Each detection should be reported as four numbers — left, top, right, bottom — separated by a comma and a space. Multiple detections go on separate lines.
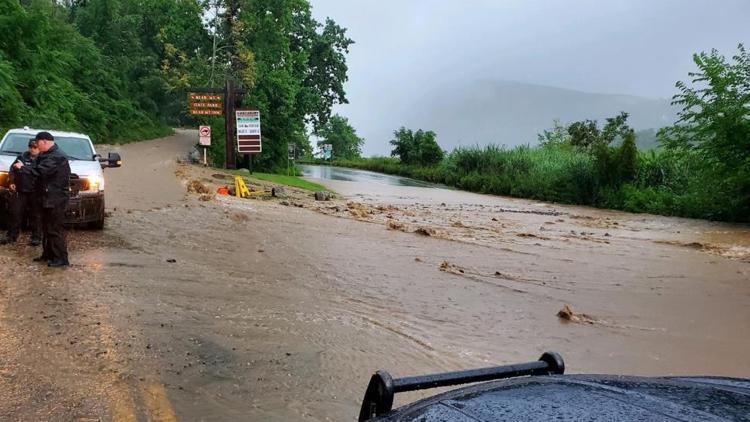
659, 44, 750, 219
390, 127, 444, 166
659, 44, 750, 170
315, 114, 364, 160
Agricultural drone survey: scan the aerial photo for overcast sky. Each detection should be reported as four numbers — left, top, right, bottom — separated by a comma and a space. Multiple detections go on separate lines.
310, 0, 750, 155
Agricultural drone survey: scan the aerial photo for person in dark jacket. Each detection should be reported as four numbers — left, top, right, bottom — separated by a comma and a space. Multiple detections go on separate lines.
13, 132, 71, 267
0, 139, 42, 245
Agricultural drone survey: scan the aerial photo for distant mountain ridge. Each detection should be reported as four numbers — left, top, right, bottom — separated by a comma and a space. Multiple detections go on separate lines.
366, 80, 678, 153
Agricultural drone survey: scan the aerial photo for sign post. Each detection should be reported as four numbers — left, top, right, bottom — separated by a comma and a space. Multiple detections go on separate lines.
199, 125, 211, 166
287, 143, 296, 175
186, 85, 245, 169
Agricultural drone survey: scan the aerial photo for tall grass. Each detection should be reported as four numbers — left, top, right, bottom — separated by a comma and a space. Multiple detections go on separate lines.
329, 144, 747, 222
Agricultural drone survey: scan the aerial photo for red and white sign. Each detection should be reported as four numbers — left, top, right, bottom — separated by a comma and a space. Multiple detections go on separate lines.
236, 110, 262, 154
199, 125, 211, 146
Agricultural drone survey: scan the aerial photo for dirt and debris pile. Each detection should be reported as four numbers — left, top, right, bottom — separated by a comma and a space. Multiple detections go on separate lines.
272, 187, 286, 198
229, 212, 250, 223
439, 260, 465, 274
386, 219, 405, 231
314, 191, 332, 201
414, 227, 437, 237
347, 202, 371, 219
557, 304, 597, 324
187, 180, 211, 194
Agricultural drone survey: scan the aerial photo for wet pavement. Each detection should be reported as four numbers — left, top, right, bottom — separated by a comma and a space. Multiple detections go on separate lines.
1, 136, 749, 421
300, 164, 438, 188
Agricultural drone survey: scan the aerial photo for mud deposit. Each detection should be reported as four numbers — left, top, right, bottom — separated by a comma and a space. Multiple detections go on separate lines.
1, 135, 749, 421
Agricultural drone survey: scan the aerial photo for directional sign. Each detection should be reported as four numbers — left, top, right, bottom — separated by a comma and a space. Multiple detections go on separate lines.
189, 93, 223, 116
321, 143, 333, 160
199, 125, 211, 146
236, 110, 262, 154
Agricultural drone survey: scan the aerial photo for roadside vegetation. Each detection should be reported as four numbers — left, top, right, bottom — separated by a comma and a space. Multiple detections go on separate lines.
321, 46, 750, 223
0, 0, 193, 143
244, 172, 327, 192
1, 0, 352, 170
314, 115, 365, 160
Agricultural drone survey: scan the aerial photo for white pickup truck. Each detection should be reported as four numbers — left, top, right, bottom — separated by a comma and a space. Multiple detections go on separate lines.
0, 128, 121, 229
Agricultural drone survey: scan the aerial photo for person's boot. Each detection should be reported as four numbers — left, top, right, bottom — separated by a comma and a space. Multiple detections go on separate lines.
33, 255, 50, 262
48, 259, 70, 268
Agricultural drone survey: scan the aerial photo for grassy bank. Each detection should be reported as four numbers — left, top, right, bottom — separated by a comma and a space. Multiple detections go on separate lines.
319, 145, 747, 222
228, 170, 328, 192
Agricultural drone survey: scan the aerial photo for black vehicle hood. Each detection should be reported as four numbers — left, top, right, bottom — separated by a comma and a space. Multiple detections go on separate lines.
377, 375, 750, 421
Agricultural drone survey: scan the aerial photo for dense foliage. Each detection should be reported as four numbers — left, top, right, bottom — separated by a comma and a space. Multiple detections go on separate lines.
1, 0, 352, 169
333, 45, 750, 222
315, 114, 363, 159
207, 0, 353, 172
389, 127, 445, 166
0, 0, 175, 142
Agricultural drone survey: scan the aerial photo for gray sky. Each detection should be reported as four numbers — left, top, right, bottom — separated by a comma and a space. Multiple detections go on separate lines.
310, 0, 750, 155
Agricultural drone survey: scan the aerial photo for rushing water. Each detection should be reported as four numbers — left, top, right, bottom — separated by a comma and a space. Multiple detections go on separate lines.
3, 136, 749, 421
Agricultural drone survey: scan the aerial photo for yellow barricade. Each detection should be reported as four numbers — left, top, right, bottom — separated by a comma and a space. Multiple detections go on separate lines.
234, 176, 251, 198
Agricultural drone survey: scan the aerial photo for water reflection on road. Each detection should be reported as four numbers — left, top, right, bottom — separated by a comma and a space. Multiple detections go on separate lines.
300, 164, 439, 188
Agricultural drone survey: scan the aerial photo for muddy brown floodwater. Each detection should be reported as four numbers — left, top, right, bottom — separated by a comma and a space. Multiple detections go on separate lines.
1, 131, 749, 421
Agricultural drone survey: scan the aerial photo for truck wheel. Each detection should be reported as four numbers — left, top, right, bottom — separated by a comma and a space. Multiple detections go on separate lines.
88, 214, 105, 230
0, 198, 7, 229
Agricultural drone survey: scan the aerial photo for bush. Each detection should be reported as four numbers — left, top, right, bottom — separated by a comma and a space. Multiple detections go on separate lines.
327, 141, 748, 222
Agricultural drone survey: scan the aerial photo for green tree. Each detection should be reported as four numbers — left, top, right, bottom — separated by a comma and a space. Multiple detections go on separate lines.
568, 119, 600, 148
601, 112, 631, 145
227, 0, 352, 171
568, 112, 631, 149
0, 0, 171, 141
72, 0, 210, 124
659, 45, 750, 167
390, 127, 444, 166
617, 129, 638, 183
537, 119, 571, 147
659, 44, 750, 218
315, 114, 363, 160
564, 112, 636, 188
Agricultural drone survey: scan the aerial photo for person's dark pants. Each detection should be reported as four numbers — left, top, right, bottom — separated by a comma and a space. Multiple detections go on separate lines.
41, 205, 68, 263
7, 192, 42, 242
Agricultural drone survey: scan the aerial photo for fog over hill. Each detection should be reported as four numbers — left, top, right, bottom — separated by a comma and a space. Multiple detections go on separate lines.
310, 0, 747, 156
357, 80, 678, 154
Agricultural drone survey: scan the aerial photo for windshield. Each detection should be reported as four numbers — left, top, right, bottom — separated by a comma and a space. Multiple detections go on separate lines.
0, 133, 94, 160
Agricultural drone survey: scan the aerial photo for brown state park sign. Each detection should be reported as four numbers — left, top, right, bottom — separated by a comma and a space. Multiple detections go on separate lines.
188, 93, 223, 116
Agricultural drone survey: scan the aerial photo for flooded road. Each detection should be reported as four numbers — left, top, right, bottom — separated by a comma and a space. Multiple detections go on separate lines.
301, 164, 438, 188
1, 139, 749, 421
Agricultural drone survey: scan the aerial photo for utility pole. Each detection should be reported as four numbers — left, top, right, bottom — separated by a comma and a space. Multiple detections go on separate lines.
188, 0, 245, 170
224, 79, 236, 169
224, 0, 241, 169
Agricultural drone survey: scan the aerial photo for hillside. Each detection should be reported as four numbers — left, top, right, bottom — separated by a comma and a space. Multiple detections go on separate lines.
364, 80, 677, 153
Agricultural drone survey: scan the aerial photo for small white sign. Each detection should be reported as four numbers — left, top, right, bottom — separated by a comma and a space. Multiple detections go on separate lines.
199, 125, 211, 146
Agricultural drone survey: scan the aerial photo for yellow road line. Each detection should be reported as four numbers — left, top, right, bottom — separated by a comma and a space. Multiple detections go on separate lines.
141, 382, 178, 422
110, 386, 138, 422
